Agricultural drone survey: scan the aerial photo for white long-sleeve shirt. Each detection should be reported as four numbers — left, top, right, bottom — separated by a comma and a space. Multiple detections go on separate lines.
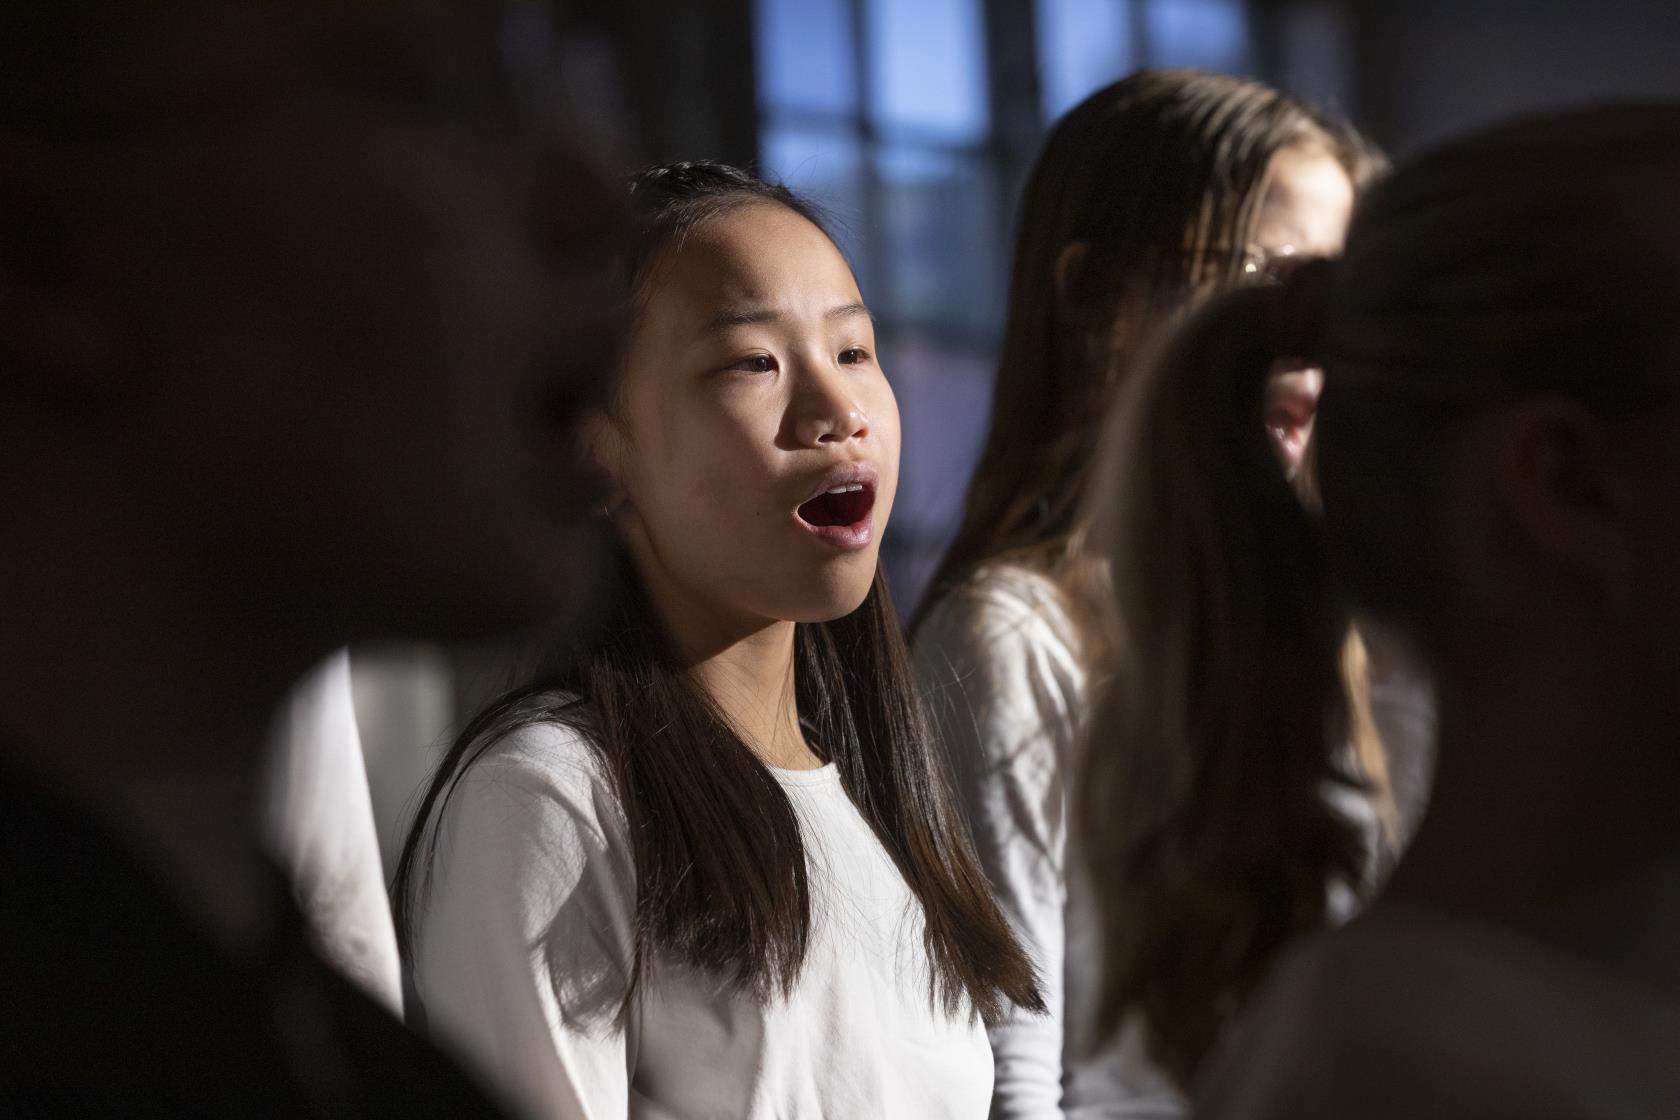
915, 564, 1183, 1120
913, 564, 1434, 1120
410, 716, 993, 1120
263, 649, 403, 1013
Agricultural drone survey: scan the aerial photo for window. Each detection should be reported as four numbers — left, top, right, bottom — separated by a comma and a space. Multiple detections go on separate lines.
755, 0, 1004, 332
1273, 1, 1359, 119
1036, 0, 1255, 120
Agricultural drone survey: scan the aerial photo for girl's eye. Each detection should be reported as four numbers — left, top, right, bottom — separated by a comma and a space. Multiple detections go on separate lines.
732, 354, 777, 374
839, 348, 870, 365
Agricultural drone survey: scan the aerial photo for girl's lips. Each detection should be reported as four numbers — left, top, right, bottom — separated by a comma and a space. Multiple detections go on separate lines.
796, 460, 880, 505
1264, 371, 1321, 473
795, 508, 874, 552
793, 462, 880, 552
1269, 423, 1310, 472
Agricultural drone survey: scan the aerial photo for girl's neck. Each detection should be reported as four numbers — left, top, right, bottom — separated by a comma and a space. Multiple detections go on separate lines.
686, 620, 821, 771
641, 572, 820, 770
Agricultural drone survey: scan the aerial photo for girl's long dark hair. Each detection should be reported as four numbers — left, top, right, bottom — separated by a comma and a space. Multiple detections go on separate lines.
393, 162, 1042, 1026
1082, 103, 1680, 1087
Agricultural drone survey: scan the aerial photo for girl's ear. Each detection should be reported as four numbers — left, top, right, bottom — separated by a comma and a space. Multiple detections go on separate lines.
583, 411, 632, 515
1488, 394, 1632, 610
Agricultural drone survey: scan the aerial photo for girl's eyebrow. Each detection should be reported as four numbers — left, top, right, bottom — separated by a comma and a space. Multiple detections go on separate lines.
827, 302, 873, 323
703, 301, 874, 333
704, 305, 779, 332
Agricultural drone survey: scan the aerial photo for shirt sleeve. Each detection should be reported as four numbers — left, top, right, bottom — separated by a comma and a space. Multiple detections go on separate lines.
263, 649, 404, 1014
412, 728, 638, 1120
915, 586, 1081, 1120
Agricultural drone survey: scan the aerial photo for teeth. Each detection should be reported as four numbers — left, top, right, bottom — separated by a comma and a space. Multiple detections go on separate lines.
825, 483, 864, 495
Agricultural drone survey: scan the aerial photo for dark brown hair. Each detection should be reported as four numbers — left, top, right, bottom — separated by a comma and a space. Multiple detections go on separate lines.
916, 69, 1379, 640
394, 162, 1042, 1026
1082, 102, 1680, 1087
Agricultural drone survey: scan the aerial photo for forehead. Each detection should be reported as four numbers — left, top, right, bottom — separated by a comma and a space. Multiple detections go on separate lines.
648, 202, 861, 323
1252, 146, 1355, 257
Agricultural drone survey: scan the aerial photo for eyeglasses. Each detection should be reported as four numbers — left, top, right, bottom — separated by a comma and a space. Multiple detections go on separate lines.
1239, 243, 1301, 285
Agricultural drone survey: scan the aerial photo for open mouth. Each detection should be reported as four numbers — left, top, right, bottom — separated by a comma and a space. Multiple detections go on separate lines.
1264, 371, 1322, 474
794, 474, 878, 552
797, 482, 875, 528
1267, 406, 1315, 469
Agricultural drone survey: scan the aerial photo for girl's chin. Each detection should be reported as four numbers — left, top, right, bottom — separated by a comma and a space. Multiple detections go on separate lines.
775, 571, 879, 625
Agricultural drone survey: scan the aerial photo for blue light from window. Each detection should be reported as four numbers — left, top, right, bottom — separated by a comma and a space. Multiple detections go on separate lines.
754, 0, 859, 116
1144, 0, 1252, 73
875, 146, 1003, 333
864, 0, 990, 143
1035, 0, 1136, 122
1278, 1, 1355, 115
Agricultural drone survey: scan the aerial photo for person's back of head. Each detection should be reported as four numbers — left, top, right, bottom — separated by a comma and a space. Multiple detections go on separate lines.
1084, 101, 1680, 1087
0, 0, 624, 652
0, 3, 627, 1115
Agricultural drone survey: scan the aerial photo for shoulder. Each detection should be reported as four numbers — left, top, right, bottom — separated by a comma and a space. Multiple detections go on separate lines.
469, 709, 607, 784
916, 562, 1080, 664
1196, 906, 1680, 1118
1192, 919, 1440, 1120
927, 562, 1074, 627
420, 708, 637, 945
915, 563, 1088, 748
435, 709, 624, 853
1192, 928, 1350, 1113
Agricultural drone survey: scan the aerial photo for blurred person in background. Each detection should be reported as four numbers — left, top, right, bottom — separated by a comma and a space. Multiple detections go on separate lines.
911, 70, 1406, 1118
264, 651, 402, 1014
1090, 102, 1680, 1116
0, 1, 622, 1113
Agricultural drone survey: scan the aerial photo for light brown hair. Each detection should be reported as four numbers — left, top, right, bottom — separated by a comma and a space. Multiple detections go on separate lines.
1082, 102, 1680, 1087
914, 69, 1380, 649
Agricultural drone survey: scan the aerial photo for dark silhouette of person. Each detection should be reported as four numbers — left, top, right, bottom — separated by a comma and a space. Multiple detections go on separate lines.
0, 3, 624, 1114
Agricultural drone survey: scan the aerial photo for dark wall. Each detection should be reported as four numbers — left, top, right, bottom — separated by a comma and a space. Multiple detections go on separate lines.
1343, 0, 1680, 154
576, 0, 759, 169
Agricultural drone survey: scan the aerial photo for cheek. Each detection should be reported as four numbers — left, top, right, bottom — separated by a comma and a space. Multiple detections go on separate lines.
623, 399, 781, 541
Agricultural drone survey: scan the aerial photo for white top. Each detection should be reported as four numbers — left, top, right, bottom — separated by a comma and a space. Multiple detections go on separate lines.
1195, 880, 1680, 1118
263, 649, 403, 1013
915, 564, 1182, 1120
914, 564, 1430, 1120
410, 717, 993, 1120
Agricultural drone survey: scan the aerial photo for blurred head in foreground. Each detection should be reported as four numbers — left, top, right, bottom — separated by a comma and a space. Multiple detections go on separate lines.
0, 1, 626, 652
